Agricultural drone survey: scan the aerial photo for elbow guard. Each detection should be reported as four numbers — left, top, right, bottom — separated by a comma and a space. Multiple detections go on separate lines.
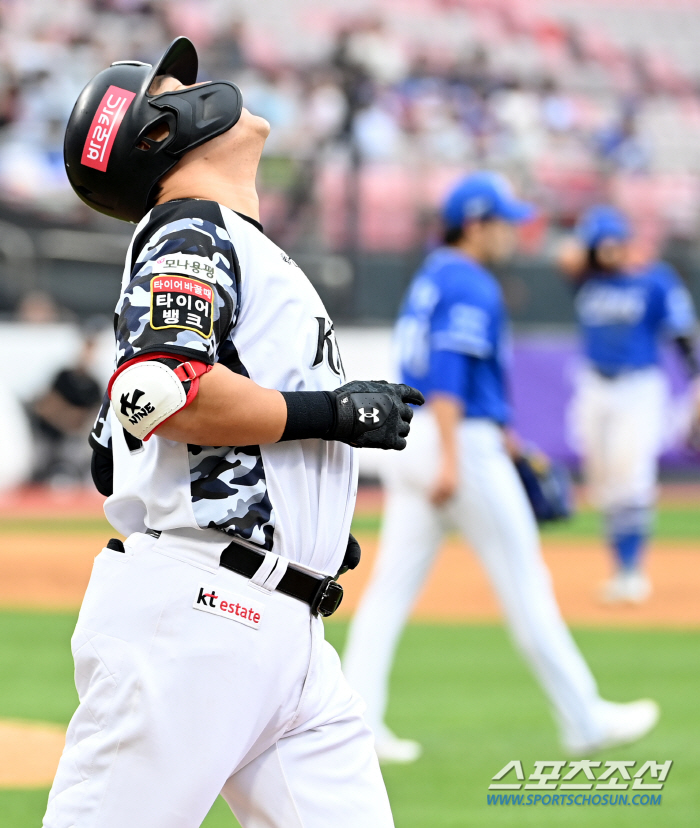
109, 356, 210, 441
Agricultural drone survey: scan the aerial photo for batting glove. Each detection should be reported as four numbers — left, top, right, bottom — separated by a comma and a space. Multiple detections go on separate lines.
325, 380, 424, 450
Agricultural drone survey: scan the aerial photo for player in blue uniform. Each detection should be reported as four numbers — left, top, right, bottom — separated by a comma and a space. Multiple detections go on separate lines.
563, 205, 700, 602
343, 174, 659, 762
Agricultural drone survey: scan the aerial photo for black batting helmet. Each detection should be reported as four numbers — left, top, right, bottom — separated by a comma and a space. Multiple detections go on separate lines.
64, 37, 243, 223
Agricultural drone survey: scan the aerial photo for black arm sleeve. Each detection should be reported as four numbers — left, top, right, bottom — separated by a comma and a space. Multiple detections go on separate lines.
91, 448, 114, 497
673, 335, 700, 378
279, 391, 336, 441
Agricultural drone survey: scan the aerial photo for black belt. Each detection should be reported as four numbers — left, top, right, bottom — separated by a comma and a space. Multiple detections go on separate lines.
140, 530, 343, 617
220, 540, 344, 617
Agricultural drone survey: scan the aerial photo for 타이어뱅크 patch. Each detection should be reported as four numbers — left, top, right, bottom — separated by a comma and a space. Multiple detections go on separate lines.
150, 276, 214, 338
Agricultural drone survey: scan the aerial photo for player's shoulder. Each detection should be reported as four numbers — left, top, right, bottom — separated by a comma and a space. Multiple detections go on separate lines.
404, 248, 499, 319
132, 199, 232, 256
434, 251, 499, 310
127, 199, 239, 290
641, 259, 682, 289
218, 203, 266, 239
424, 247, 492, 288
406, 249, 475, 314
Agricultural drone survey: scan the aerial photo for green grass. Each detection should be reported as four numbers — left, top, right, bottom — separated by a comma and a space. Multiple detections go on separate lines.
1, 613, 697, 828
0, 612, 78, 725
540, 507, 700, 541
351, 505, 700, 541
2, 501, 699, 541
0, 517, 115, 535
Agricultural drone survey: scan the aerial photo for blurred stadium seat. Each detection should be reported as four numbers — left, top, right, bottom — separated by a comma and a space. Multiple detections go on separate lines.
2, 0, 700, 322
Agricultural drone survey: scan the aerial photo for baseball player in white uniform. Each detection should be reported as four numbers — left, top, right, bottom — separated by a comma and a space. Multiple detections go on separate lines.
45, 38, 423, 828
343, 173, 659, 763
562, 205, 700, 603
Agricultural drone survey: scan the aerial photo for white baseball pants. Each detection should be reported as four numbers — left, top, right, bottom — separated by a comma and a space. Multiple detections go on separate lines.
43, 532, 393, 828
343, 414, 609, 748
568, 366, 667, 511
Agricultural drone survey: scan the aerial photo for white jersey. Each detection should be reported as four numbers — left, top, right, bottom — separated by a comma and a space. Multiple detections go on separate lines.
91, 199, 357, 576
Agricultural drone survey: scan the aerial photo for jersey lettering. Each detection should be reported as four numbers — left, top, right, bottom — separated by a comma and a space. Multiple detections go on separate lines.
280, 252, 300, 268
396, 315, 430, 377
576, 285, 645, 326
312, 317, 344, 377
434, 303, 491, 356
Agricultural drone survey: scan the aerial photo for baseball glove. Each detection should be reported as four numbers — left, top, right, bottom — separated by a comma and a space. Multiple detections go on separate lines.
514, 449, 573, 523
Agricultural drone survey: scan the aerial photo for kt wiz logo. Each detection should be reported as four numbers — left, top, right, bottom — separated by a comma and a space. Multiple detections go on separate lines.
81, 85, 136, 172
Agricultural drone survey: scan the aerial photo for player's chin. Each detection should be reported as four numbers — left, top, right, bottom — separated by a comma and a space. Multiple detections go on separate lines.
490, 240, 517, 263
229, 108, 271, 146
247, 110, 271, 139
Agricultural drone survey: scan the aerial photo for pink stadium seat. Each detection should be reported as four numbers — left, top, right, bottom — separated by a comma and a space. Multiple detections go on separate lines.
359, 167, 419, 251
316, 165, 349, 250
534, 161, 603, 221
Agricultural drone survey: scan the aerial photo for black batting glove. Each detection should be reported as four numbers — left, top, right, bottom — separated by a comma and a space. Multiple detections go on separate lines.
336, 533, 362, 578
324, 380, 424, 450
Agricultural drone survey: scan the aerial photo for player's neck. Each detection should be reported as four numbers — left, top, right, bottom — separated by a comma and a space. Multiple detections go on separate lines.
451, 237, 487, 264
156, 169, 261, 222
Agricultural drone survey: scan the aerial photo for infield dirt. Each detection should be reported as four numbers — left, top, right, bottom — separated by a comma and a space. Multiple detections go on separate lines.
1, 532, 698, 627
1, 488, 698, 788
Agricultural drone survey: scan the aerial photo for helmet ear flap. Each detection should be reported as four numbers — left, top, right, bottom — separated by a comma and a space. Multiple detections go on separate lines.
151, 83, 242, 155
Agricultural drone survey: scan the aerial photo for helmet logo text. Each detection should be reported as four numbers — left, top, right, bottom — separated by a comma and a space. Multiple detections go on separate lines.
80, 85, 136, 172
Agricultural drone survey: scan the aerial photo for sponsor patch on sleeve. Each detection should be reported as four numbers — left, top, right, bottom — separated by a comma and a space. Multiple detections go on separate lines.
150, 276, 214, 338
153, 253, 217, 282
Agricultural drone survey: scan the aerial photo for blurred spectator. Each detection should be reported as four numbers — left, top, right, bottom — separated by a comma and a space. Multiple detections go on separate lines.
27, 335, 101, 486
241, 68, 303, 156
331, 26, 375, 140
492, 78, 546, 164
0, 64, 19, 129
208, 19, 248, 78
353, 98, 405, 162
344, 16, 409, 86
0, 0, 696, 248
595, 104, 651, 174
16, 291, 61, 324
305, 70, 347, 146
540, 78, 576, 134
450, 45, 499, 98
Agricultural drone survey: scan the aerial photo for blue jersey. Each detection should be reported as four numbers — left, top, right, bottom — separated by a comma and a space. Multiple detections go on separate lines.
395, 247, 511, 423
574, 261, 696, 375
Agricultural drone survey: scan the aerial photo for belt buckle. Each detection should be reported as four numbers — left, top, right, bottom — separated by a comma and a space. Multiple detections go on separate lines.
312, 576, 344, 617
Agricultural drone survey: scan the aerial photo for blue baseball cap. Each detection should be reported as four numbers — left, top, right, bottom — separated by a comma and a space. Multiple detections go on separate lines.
575, 205, 631, 248
441, 171, 536, 229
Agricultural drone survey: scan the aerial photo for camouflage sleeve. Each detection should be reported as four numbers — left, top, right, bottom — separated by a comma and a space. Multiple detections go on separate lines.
88, 391, 112, 456
115, 216, 239, 367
